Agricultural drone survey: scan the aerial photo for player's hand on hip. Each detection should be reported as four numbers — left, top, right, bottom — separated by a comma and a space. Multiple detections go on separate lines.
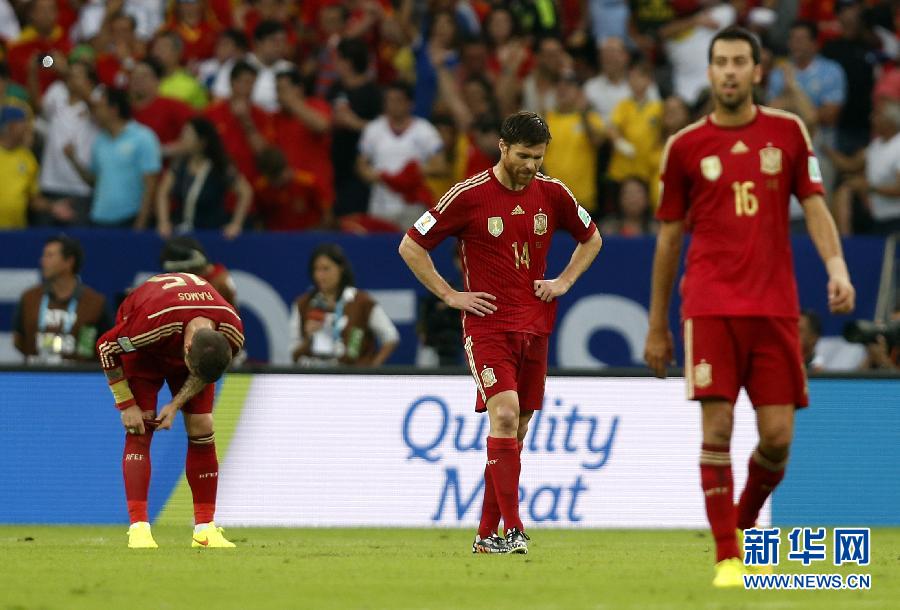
533, 279, 571, 303
121, 405, 147, 435
445, 290, 497, 317
156, 403, 180, 431
643, 327, 674, 379
827, 276, 855, 314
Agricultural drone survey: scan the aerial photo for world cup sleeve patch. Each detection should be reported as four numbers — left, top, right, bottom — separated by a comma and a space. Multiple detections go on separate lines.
414, 211, 437, 235
808, 157, 822, 183
117, 337, 137, 352
577, 206, 591, 228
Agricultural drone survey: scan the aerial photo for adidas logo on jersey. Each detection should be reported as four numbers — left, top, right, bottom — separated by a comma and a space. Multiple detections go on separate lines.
511, 205, 525, 215
731, 140, 749, 154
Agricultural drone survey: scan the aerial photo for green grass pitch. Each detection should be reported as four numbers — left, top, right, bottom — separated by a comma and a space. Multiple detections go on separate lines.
2, 527, 897, 609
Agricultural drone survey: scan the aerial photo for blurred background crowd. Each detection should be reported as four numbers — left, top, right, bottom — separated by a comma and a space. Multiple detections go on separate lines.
0, 0, 898, 239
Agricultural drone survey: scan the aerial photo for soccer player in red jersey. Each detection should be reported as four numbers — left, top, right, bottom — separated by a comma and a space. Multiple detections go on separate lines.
96, 272, 244, 549
643, 27, 856, 587
400, 112, 603, 554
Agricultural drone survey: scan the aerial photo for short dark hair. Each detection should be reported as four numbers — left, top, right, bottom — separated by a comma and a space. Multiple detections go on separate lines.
790, 19, 818, 41
308, 243, 355, 294
254, 19, 285, 42
230, 59, 258, 82
103, 87, 132, 120
137, 56, 165, 80
801, 309, 822, 336
499, 111, 551, 147
385, 80, 414, 101
46, 235, 83, 274
221, 28, 249, 51
337, 37, 369, 74
275, 67, 304, 88
708, 25, 762, 65
160, 236, 208, 272
157, 30, 183, 54
109, 11, 137, 31
187, 328, 233, 383
628, 57, 654, 77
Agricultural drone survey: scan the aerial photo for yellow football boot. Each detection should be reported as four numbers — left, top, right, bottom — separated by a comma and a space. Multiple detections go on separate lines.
713, 558, 746, 588
127, 522, 158, 549
191, 522, 236, 548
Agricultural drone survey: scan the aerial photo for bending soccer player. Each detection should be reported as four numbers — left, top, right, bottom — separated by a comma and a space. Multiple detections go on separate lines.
97, 272, 244, 549
400, 111, 602, 555
643, 27, 855, 587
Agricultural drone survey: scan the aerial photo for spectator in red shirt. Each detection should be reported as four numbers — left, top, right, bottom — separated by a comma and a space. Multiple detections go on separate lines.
203, 60, 271, 184
253, 147, 332, 231
271, 68, 334, 209
166, 0, 222, 63
6, 0, 73, 92
240, 0, 298, 55
93, 10, 146, 89
483, 6, 534, 81
129, 57, 196, 158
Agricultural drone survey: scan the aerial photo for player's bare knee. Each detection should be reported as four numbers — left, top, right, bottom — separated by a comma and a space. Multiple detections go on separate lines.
759, 430, 792, 459
184, 413, 214, 437
493, 408, 519, 436
702, 413, 733, 445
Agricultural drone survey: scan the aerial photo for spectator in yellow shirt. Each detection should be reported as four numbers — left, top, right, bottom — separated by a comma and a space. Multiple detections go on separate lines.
607, 60, 664, 199
0, 106, 47, 228
542, 72, 606, 214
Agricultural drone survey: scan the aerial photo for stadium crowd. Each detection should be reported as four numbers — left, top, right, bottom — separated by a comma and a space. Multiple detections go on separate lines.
0, 0, 898, 237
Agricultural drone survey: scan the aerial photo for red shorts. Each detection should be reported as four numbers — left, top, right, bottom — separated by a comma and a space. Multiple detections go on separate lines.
124, 360, 215, 415
463, 332, 548, 413
683, 317, 808, 408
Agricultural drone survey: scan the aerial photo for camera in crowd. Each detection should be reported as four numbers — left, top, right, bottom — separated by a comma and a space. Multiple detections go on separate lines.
843, 319, 900, 347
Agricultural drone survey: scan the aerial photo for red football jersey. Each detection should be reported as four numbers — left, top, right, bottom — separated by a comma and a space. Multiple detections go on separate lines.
656, 106, 825, 319
270, 100, 335, 206
204, 100, 274, 183
132, 96, 195, 146
406, 168, 597, 336
97, 272, 244, 374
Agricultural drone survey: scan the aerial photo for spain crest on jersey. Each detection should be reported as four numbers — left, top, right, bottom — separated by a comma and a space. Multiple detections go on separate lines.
481, 367, 497, 388
488, 216, 504, 237
700, 155, 722, 181
760, 146, 782, 175
694, 359, 713, 389
533, 212, 548, 235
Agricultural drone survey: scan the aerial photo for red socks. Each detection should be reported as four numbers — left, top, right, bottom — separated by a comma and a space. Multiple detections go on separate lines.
123, 431, 153, 523
186, 434, 218, 525
737, 448, 787, 530
477, 440, 524, 537
700, 443, 739, 562
485, 436, 523, 533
